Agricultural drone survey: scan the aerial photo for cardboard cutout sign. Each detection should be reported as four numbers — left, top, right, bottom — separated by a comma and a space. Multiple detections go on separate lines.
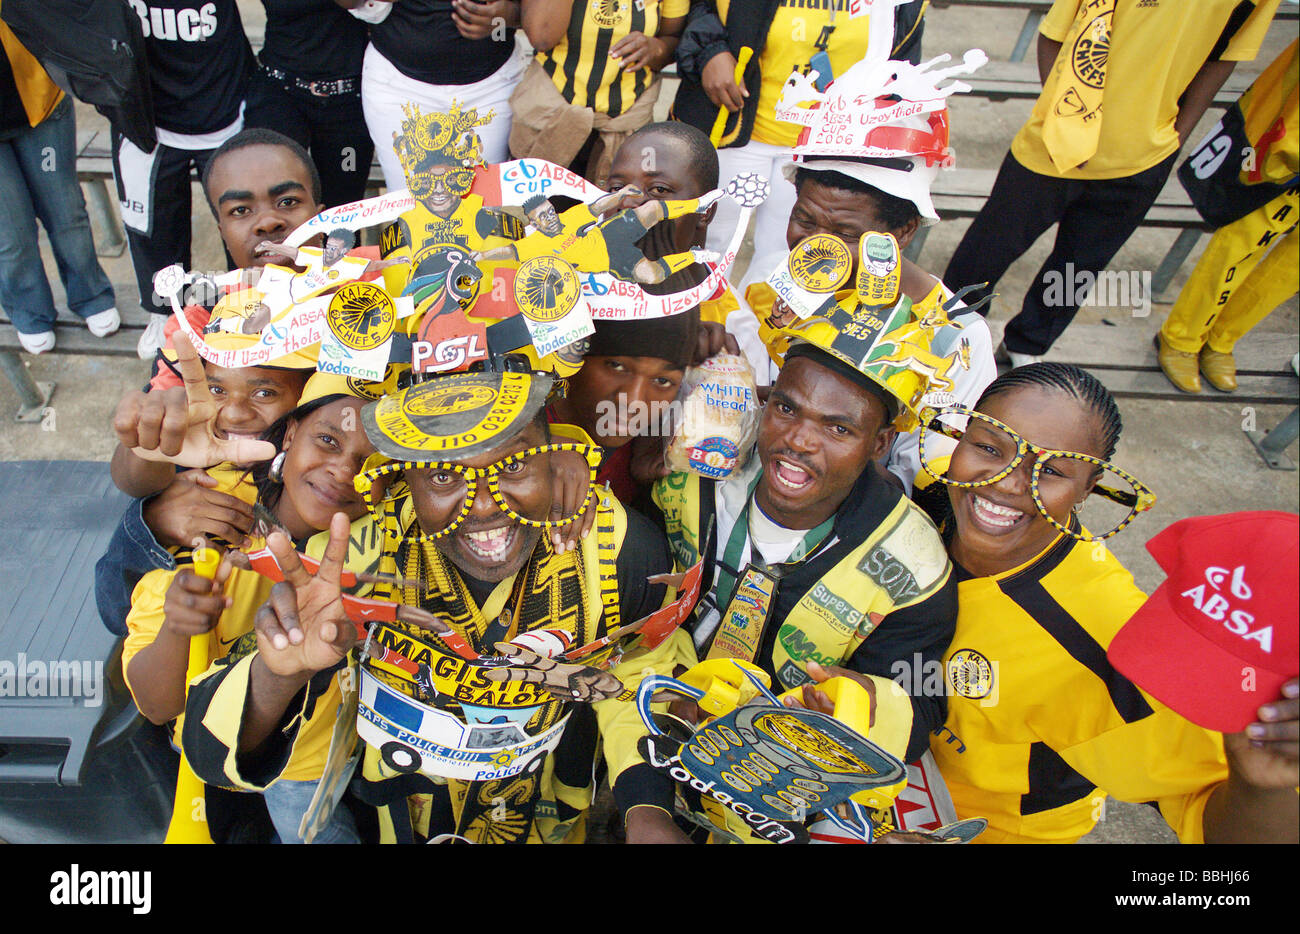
635, 661, 907, 843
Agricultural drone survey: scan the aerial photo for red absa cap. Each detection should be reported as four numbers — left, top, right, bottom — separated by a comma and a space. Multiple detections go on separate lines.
1108, 511, 1298, 733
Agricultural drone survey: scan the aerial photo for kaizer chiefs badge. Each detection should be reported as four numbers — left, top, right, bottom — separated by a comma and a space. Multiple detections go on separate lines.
514, 256, 580, 323
402, 382, 499, 418
327, 281, 396, 351
788, 234, 852, 294
947, 649, 995, 699
1071, 14, 1110, 89
589, 0, 629, 27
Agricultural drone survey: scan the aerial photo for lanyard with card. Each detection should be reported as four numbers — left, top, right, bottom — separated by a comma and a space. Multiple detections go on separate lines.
706, 474, 835, 664
808, 0, 842, 93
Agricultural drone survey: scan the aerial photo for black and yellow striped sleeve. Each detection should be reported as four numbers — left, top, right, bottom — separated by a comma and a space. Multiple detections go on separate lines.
182, 652, 337, 791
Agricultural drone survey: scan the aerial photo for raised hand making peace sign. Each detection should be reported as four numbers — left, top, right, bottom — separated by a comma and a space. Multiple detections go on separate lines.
254, 513, 358, 680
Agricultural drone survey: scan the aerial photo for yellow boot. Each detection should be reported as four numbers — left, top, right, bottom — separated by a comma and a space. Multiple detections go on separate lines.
1199, 347, 1238, 392
1154, 333, 1201, 393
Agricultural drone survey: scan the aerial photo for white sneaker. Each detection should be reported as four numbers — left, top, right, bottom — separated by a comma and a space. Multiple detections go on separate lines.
17, 330, 55, 354
85, 307, 121, 338
137, 315, 169, 359
1008, 349, 1043, 369
995, 341, 1042, 369
1292, 352, 1298, 377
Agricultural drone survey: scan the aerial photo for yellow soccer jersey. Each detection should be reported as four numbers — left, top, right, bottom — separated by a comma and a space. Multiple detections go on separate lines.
538, 0, 689, 117
513, 204, 613, 271
932, 533, 1228, 844
122, 463, 257, 715
750, 0, 873, 147
1013, 0, 1282, 180
699, 284, 739, 326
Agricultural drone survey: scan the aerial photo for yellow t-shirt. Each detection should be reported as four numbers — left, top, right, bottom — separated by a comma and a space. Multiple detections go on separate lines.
931, 534, 1227, 844
750, 0, 873, 147
1012, 0, 1283, 180
122, 463, 258, 727
699, 282, 740, 325
538, 0, 689, 117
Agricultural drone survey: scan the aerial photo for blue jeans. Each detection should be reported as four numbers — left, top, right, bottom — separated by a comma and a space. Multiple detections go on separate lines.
263, 778, 361, 845
0, 97, 115, 335
95, 492, 176, 636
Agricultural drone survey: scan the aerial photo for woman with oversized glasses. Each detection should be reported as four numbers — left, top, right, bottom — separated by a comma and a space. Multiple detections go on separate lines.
918, 362, 1296, 844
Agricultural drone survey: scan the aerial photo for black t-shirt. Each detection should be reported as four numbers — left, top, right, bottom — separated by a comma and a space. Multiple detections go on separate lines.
369, 0, 516, 86
0, 53, 30, 137
127, 1, 252, 135
259, 0, 369, 80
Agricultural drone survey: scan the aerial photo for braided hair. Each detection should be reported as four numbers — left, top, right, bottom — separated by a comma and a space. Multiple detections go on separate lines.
976, 363, 1122, 459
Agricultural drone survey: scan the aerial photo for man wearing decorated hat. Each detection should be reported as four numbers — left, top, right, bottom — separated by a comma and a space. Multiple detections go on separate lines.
741, 48, 997, 491
673, 0, 928, 263
650, 244, 965, 841
182, 369, 700, 843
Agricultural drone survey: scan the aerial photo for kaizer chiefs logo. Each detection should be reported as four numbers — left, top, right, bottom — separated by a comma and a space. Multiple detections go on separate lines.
514, 257, 580, 323
589, 0, 629, 27
327, 281, 396, 351
947, 649, 994, 699
754, 712, 876, 774
1071, 14, 1110, 89
402, 383, 498, 418
788, 234, 852, 293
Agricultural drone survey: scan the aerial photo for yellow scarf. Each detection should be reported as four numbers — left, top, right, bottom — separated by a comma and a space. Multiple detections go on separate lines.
1042, 0, 1116, 173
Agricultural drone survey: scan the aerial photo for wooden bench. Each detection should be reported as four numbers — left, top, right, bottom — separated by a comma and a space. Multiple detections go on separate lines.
1040, 321, 1298, 405
905, 167, 1211, 300
930, 1, 1297, 63
963, 60, 1255, 106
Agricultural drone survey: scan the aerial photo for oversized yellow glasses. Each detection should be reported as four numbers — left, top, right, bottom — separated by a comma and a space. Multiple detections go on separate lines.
354, 443, 603, 543
408, 167, 475, 200
919, 406, 1156, 541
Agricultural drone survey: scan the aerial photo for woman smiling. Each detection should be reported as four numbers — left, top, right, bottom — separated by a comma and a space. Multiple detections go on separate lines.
122, 371, 380, 843
922, 363, 1297, 844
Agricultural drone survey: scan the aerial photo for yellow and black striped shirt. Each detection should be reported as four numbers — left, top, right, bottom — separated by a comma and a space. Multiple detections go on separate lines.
538, 0, 688, 117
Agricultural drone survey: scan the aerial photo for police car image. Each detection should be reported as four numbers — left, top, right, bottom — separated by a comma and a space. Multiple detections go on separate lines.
357, 667, 570, 782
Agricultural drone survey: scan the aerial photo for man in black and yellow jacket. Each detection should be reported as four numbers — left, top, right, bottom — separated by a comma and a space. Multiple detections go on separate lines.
650, 248, 970, 798
183, 370, 697, 843
652, 344, 955, 771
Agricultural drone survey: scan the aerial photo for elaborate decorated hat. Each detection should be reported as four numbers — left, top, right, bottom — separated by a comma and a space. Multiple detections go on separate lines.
778, 232, 969, 433
776, 49, 988, 226
161, 290, 320, 370
361, 370, 554, 462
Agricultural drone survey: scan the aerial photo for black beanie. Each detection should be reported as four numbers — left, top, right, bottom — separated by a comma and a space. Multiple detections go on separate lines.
783, 342, 899, 419
584, 308, 700, 369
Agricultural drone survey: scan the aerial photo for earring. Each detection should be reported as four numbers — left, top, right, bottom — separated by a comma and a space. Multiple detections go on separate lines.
269, 451, 286, 484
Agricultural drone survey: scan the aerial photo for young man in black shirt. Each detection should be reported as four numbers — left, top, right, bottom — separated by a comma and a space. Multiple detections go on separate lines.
245, 1, 374, 209
117, 0, 254, 359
